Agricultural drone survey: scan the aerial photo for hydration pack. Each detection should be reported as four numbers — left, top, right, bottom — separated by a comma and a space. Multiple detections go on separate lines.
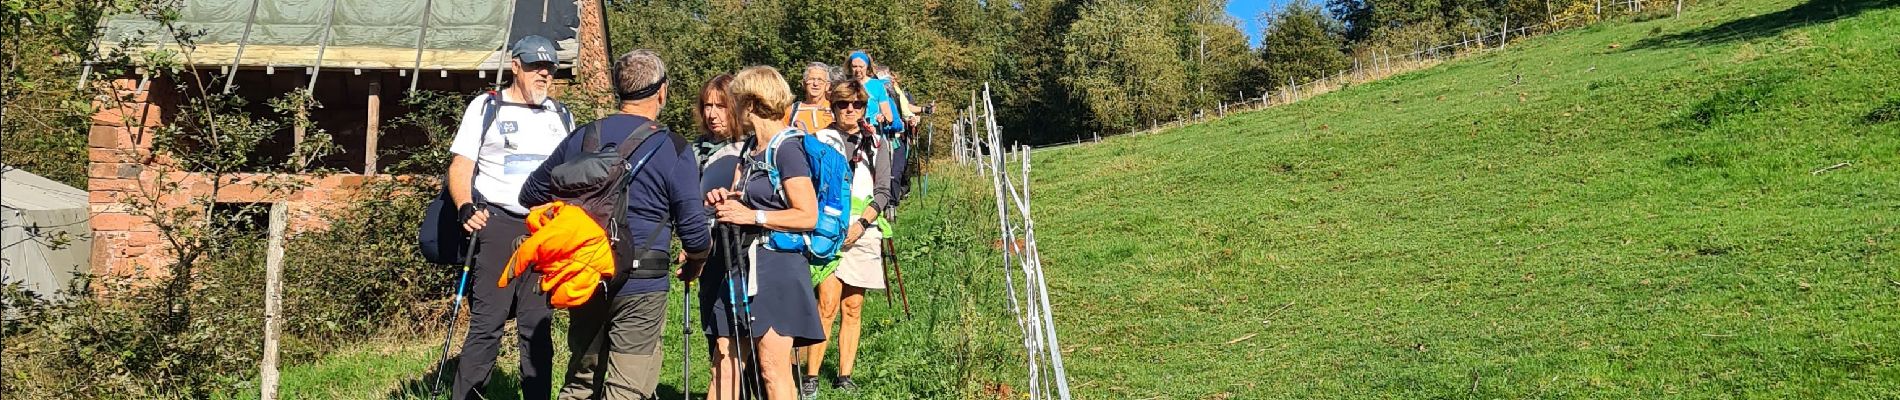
755, 128, 852, 262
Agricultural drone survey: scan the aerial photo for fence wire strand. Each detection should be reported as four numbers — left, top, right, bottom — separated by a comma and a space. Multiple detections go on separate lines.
954, 83, 1074, 400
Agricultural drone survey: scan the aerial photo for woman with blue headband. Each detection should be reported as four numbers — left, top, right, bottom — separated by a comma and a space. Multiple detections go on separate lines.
847, 51, 904, 135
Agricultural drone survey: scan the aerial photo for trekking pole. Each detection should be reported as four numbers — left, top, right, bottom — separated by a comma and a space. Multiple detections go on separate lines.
431, 229, 479, 395
737, 230, 764, 399
719, 226, 742, 400
681, 281, 693, 400
881, 238, 912, 319
880, 252, 896, 310
719, 225, 761, 400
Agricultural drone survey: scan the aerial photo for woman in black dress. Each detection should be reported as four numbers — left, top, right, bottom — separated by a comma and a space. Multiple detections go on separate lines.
704, 65, 825, 400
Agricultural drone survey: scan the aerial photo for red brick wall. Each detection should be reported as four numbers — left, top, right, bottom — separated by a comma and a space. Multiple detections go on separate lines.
575, 0, 612, 105
88, 77, 380, 280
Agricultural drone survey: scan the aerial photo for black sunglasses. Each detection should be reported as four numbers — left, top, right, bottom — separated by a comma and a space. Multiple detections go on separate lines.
833, 101, 867, 110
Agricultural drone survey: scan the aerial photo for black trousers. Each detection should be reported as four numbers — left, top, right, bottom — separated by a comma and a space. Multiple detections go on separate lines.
892, 139, 912, 204
453, 206, 553, 400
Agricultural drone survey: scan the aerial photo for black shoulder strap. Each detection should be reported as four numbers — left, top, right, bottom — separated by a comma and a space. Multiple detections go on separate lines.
479, 91, 501, 140
549, 99, 575, 132
606, 120, 674, 281
580, 123, 602, 153
858, 133, 878, 171
615, 121, 662, 160
466, 91, 502, 200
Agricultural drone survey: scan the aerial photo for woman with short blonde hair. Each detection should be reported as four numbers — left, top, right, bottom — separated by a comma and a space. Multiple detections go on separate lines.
703, 65, 825, 400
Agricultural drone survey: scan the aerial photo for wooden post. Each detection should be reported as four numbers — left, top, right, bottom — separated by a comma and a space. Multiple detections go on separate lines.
365, 80, 381, 175
291, 112, 307, 155
260, 202, 287, 400
1502, 18, 1510, 49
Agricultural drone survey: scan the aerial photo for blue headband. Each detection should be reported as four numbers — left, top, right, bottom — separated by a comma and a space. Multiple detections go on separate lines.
849, 51, 873, 68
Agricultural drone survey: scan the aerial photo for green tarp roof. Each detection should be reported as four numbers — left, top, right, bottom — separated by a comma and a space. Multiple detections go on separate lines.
100, 0, 579, 71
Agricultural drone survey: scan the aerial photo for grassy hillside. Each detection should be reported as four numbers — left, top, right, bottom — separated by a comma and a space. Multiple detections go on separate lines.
1019, 0, 1900, 398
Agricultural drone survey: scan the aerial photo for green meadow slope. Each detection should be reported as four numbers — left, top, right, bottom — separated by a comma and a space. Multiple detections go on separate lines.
1019, 0, 1900, 397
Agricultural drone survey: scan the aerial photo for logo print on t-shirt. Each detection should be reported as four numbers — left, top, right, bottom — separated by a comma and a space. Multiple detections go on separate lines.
500, 121, 520, 149
504, 154, 548, 176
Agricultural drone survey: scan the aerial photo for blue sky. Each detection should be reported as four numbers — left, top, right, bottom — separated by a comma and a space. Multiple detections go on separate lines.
1227, 0, 1292, 47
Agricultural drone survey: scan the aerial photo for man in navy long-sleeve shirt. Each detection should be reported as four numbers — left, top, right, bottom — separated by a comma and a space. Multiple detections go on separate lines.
518, 49, 709, 400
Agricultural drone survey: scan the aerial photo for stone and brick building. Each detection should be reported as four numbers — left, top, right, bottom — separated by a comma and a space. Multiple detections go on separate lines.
87, 0, 610, 278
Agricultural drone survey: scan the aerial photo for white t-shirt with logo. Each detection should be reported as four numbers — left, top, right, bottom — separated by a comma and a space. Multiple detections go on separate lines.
448, 92, 572, 215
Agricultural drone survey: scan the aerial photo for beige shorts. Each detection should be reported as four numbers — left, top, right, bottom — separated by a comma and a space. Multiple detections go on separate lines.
833, 227, 886, 289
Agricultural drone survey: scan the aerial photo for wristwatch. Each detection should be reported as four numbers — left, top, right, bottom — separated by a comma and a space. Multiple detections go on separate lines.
754, 210, 767, 225
858, 218, 876, 229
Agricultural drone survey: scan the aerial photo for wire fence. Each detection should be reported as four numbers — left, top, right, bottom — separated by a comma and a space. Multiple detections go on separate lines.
950, 83, 1073, 400
1125, 0, 1688, 138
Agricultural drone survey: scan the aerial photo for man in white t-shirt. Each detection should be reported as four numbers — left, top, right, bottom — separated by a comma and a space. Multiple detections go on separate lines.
445, 34, 575, 400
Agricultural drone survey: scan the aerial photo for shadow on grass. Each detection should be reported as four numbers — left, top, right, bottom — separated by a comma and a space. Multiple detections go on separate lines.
383, 356, 705, 399
384, 355, 458, 400
1863, 98, 1900, 125
382, 356, 534, 400
1634, 0, 1895, 49
653, 383, 698, 399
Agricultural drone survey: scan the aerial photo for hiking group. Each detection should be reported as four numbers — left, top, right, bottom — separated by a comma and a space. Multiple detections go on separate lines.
422, 35, 921, 400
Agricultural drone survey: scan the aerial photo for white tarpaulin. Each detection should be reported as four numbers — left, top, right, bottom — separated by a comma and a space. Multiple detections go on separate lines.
2, 167, 91, 301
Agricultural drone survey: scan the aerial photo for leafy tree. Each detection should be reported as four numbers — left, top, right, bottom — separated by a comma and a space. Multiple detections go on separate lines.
1062, 0, 1191, 133
992, 0, 1087, 142
1190, 16, 1264, 106
1258, 0, 1351, 88
0, 0, 125, 186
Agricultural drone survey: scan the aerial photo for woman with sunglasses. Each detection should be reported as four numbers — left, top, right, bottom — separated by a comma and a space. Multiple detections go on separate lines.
798, 80, 893, 399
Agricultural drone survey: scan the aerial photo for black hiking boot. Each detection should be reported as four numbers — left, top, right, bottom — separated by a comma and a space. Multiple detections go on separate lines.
800, 375, 820, 400
832, 375, 859, 391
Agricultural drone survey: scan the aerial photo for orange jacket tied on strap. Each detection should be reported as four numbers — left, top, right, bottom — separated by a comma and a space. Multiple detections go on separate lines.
500, 201, 616, 308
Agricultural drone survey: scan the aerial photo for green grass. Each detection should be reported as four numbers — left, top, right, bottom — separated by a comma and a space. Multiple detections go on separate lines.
238, 172, 1020, 399
1015, 0, 1900, 398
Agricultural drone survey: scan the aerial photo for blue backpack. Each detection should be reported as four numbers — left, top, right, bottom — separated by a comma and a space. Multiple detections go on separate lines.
757, 128, 852, 262
863, 79, 905, 134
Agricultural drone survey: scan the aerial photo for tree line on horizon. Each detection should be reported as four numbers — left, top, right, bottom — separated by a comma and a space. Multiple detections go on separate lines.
600, 0, 1575, 144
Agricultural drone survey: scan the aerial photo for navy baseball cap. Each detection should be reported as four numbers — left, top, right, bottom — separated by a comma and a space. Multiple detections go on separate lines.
510, 35, 560, 64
